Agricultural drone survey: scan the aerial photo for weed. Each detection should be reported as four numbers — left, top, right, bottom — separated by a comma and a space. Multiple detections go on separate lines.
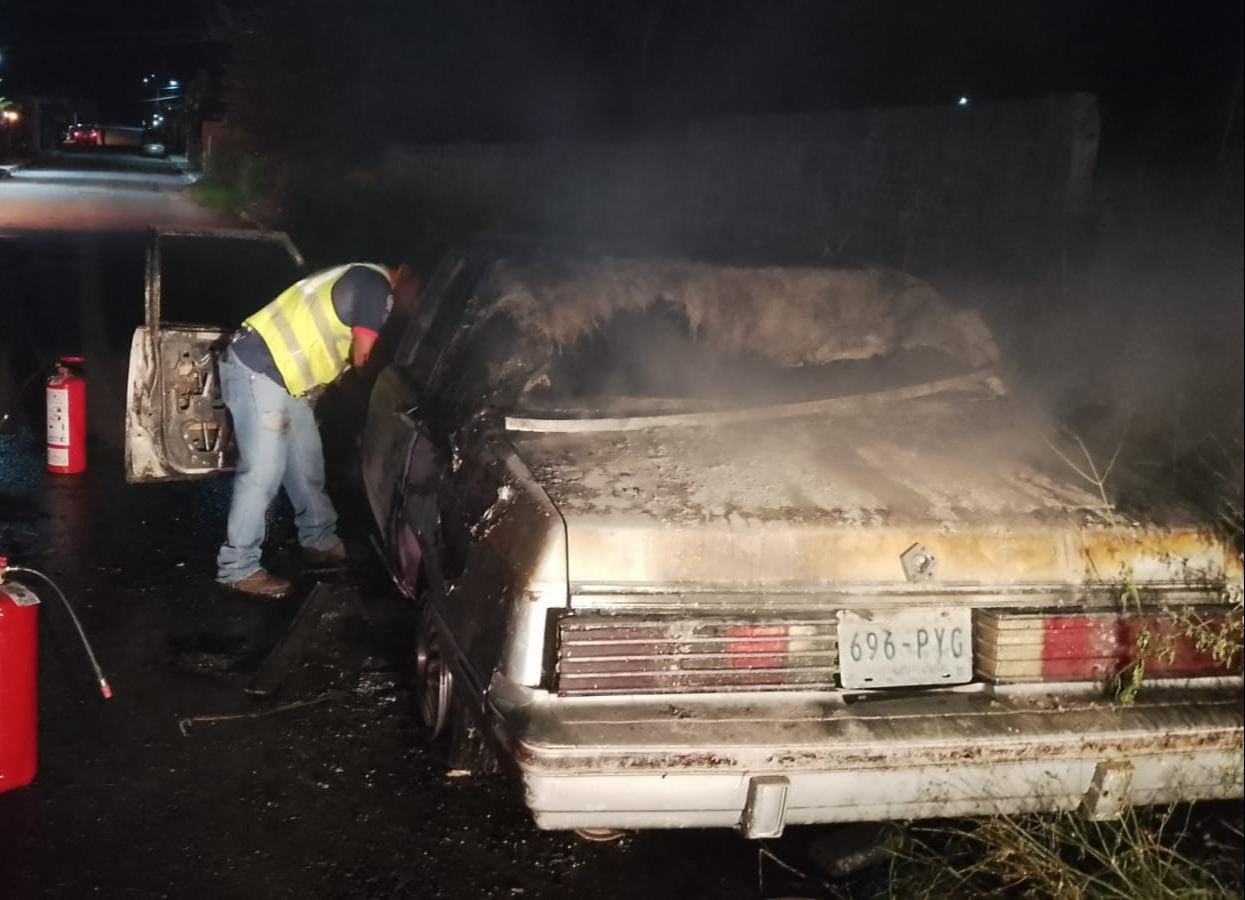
187, 176, 246, 214
1110, 566, 1156, 705
882, 806, 1243, 900
1044, 423, 1131, 521
1109, 554, 1243, 705
1174, 590, 1245, 670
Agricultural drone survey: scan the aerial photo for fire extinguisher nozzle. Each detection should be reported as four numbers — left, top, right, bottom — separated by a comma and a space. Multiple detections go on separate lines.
6, 565, 111, 703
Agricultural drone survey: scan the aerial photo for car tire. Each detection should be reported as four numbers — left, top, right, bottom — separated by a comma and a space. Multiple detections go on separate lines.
415, 601, 453, 740
574, 828, 627, 843
411, 596, 502, 776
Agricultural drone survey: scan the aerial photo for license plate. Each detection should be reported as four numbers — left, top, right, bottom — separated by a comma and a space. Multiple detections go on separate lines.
837, 607, 972, 689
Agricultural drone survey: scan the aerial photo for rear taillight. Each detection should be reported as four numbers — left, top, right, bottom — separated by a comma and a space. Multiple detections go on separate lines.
975, 607, 1241, 683
556, 615, 838, 696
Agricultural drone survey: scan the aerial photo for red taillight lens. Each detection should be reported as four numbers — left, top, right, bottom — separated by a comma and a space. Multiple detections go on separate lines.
975, 608, 1241, 683
556, 616, 838, 695
724, 624, 789, 669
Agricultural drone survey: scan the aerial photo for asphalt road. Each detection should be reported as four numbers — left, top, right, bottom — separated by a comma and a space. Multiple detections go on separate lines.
0, 154, 827, 898
0, 151, 227, 235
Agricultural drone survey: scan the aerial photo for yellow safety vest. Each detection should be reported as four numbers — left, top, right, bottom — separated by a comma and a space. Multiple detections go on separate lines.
244, 263, 390, 396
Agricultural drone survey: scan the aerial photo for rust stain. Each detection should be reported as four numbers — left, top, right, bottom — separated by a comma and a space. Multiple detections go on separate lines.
566, 522, 1239, 588
516, 728, 1244, 772
1078, 528, 1233, 583
515, 690, 1245, 774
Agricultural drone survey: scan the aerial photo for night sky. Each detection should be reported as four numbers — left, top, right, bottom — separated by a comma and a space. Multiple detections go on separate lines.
3, 0, 1241, 152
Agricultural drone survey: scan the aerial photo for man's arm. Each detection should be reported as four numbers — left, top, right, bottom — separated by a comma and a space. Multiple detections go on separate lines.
351, 328, 379, 368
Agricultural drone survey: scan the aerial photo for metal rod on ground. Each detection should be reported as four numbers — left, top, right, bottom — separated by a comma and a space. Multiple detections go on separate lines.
178, 691, 342, 737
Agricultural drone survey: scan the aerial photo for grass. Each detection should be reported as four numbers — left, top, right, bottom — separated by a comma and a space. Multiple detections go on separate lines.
187, 175, 247, 215
1044, 424, 1131, 522
864, 441, 1244, 900
1111, 555, 1244, 706
1177, 595, 1245, 669
877, 806, 1244, 900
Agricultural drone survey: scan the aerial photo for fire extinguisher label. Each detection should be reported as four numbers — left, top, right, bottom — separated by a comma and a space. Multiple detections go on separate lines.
1, 582, 41, 607
47, 387, 70, 445
48, 446, 70, 467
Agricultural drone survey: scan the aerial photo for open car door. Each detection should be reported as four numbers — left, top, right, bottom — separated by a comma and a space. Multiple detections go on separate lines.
125, 226, 305, 483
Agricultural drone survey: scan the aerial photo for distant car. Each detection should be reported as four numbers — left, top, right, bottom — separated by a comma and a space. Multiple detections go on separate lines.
124, 236, 1244, 838
64, 125, 102, 147
98, 125, 143, 149
143, 138, 167, 157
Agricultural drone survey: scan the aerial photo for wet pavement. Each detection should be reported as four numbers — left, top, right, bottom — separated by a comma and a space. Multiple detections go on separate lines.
0, 155, 814, 899
0, 433, 785, 899
0, 151, 226, 235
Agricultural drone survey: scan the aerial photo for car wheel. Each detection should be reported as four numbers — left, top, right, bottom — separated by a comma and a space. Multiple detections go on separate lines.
574, 828, 627, 843
415, 601, 453, 739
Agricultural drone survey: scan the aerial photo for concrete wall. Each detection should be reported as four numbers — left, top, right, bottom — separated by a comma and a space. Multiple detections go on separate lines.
368, 93, 1099, 275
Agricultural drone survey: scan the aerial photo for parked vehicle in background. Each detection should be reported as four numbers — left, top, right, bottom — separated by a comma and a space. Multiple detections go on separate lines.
63, 124, 146, 150
123, 238, 1244, 838
98, 125, 143, 149
142, 132, 167, 157
64, 124, 102, 147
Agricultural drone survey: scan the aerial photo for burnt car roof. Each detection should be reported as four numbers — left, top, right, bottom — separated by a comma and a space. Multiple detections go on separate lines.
471, 254, 1000, 370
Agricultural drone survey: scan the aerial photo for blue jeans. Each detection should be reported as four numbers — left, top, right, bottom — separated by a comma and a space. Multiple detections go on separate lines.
216, 348, 339, 583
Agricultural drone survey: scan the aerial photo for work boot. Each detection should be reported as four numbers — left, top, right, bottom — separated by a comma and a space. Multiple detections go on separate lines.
227, 569, 293, 598
302, 542, 349, 567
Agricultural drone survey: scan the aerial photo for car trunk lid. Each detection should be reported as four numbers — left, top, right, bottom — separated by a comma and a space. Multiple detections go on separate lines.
507, 391, 1237, 594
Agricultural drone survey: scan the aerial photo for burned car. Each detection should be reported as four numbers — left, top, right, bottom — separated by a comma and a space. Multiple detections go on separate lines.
360, 247, 1242, 836
125, 231, 1242, 836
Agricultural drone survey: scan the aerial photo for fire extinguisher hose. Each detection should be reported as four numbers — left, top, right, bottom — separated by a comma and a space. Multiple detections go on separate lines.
6, 565, 113, 700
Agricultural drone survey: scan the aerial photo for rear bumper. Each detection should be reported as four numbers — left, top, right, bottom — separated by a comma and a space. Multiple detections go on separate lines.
502, 682, 1244, 834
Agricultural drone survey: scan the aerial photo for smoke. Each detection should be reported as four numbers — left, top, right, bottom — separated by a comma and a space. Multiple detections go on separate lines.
459, 256, 997, 412
440, 151, 1243, 531
484, 258, 998, 366
931, 158, 1244, 519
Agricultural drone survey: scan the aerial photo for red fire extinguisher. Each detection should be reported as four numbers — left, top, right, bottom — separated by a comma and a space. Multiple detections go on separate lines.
47, 356, 86, 474
0, 558, 40, 795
